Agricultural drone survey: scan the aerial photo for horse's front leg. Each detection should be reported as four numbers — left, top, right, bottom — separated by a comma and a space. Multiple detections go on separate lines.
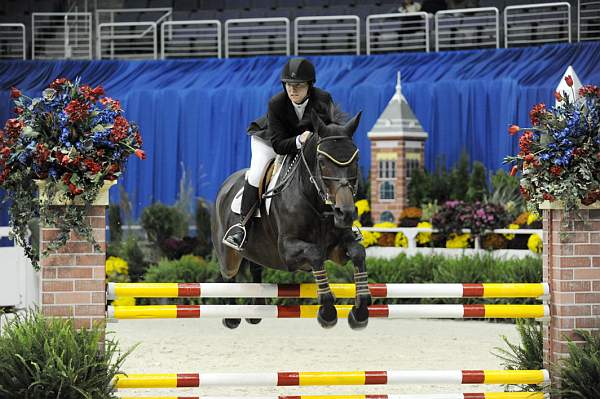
279, 237, 337, 328
346, 239, 371, 330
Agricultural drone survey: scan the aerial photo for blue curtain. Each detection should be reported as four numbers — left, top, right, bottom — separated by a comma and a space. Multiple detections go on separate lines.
1, 42, 600, 220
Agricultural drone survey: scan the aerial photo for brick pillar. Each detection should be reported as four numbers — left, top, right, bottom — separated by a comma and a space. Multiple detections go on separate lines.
40, 206, 107, 330
543, 207, 600, 367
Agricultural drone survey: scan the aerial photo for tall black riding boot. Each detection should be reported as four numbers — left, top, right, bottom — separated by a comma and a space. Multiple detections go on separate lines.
222, 181, 259, 251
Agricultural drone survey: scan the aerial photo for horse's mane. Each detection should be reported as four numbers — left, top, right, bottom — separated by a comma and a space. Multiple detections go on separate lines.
329, 103, 349, 125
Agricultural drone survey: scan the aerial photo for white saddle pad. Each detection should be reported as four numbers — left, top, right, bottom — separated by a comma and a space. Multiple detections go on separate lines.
230, 155, 287, 217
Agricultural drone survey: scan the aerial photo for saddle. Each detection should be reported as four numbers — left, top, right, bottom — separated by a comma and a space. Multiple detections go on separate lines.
231, 156, 286, 217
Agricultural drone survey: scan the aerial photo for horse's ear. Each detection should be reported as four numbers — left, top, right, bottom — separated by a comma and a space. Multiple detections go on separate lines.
310, 109, 326, 135
344, 111, 362, 138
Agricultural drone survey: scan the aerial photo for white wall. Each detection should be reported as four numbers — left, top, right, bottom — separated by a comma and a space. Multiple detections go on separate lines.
0, 227, 39, 309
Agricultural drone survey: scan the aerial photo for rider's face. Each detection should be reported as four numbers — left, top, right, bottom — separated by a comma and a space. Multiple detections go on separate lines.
285, 82, 309, 104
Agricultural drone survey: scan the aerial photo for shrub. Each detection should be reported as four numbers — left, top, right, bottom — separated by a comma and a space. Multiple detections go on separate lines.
120, 236, 148, 282
554, 329, 600, 398
143, 255, 217, 284
467, 161, 489, 202
0, 310, 130, 398
450, 151, 470, 201
108, 204, 122, 243
194, 198, 212, 258
140, 202, 188, 245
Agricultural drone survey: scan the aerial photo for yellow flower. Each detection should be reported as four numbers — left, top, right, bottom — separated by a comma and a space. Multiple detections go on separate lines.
446, 233, 470, 249
528, 234, 543, 254
360, 230, 380, 248
106, 256, 128, 276
355, 199, 370, 217
416, 221, 432, 245
373, 221, 396, 229
527, 212, 540, 225
503, 223, 520, 240
112, 296, 136, 307
395, 232, 408, 248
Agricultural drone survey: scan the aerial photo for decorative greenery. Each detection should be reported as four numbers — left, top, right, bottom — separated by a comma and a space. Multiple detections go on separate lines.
493, 319, 544, 392
194, 198, 212, 258
0, 310, 131, 398
488, 169, 525, 218
432, 200, 510, 239
108, 204, 122, 242
554, 329, 600, 398
0, 79, 145, 269
449, 151, 470, 201
467, 161, 489, 202
140, 202, 188, 253
504, 79, 600, 213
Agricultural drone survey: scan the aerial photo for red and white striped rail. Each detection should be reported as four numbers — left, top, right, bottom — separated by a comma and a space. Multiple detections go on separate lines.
107, 283, 548, 300
107, 304, 549, 319
113, 369, 550, 388
118, 394, 546, 399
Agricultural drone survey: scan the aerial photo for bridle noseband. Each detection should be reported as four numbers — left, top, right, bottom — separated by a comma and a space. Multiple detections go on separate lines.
301, 135, 359, 206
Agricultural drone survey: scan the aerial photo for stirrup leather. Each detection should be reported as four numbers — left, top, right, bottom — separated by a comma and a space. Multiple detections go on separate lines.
222, 223, 247, 250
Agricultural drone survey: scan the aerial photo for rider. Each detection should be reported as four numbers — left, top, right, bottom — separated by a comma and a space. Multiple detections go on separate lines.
222, 57, 337, 250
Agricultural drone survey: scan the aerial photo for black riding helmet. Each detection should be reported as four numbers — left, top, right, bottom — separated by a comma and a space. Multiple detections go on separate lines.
280, 58, 316, 85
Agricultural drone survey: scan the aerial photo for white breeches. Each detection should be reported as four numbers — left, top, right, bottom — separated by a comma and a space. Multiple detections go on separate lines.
247, 136, 276, 187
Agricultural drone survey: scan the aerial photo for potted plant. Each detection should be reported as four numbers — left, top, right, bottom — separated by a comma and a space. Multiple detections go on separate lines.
0, 78, 146, 269
504, 78, 600, 213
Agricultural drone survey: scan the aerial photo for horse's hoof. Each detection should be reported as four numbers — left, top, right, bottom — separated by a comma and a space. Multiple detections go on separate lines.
317, 305, 338, 329
222, 318, 241, 329
348, 305, 369, 330
245, 318, 262, 325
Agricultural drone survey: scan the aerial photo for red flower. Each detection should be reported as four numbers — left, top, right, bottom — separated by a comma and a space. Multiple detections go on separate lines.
133, 131, 143, 146
68, 183, 83, 195
4, 119, 24, 138
110, 115, 129, 142
14, 107, 23, 115
524, 153, 535, 162
518, 130, 533, 153
62, 172, 72, 184
80, 85, 105, 102
579, 85, 600, 97
573, 147, 584, 157
0, 147, 11, 159
49, 78, 70, 90
64, 99, 90, 122
134, 149, 146, 160
509, 165, 518, 176
108, 164, 120, 174
83, 158, 102, 174
554, 91, 562, 101
543, 193, 555, 201
519, 186, 530, 199
100, 97, 122, 111
508, 125, 520, 136
34, 144, 50, 164
549, 165, 562, 176
529, 103, 546, 126
10, 87, 22, 99
565, 75, 573, 87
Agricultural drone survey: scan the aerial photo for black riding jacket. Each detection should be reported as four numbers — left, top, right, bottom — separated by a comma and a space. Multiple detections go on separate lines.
248, 87, 335, 155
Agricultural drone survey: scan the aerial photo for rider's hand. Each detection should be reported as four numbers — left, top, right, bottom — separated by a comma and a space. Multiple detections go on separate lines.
299, 131, 312, 144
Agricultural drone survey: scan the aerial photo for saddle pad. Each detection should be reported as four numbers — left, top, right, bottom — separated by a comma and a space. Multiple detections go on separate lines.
230, 155, 288, 217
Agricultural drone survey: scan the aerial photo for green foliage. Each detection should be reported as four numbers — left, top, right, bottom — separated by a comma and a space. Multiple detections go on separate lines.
144, 255, 217, 284
467, 161, 489, 202
430, 158, 452, 204
493, 319, 544, 392
450, 151, 470, 201
108, 204, 122, 243
195, 198, 212, 258
140, 202, 188, 245
554, 329, 600, 399
407, 168, 431, 207
174, 167, 195, 226
0, 310, 131, 398
120, 236, 148, 282
488, 169, 526, 218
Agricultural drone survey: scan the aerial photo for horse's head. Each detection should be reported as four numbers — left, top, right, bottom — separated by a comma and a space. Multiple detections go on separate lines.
309, 110, 362, 229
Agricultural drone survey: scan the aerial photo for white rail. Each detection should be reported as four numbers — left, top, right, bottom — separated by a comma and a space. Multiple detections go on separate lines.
97, 22, 158, 60
32, 12, 92, 60
366, 12, 429, 54
0, 24, 26, 60
578, 0, 600, 41
295, 15, 360, 55
435, 7, 499, 51
504, 2, 571, 47
161, 20, 222, 59
224, 17, 290, 58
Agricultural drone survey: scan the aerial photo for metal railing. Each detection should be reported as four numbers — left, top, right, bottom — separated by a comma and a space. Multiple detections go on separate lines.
97, 22, 158, 60
504, 2, 571, 47
366, 12, 429, 54
295, 15, 360, 55
578, 0, 600, 41
435, 7, 499, 51
161, 20, 222, 59
224, 17, 290, 58
0, 24, 26, 60
32, 12, 92, 60
95, 7, 173, 26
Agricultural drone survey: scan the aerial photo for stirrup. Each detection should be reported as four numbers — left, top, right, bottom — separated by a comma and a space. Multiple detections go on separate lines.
222, 223, 247, 251
352, 226, 363, 242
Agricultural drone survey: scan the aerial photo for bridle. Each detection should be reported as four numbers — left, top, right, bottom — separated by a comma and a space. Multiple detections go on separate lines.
300, 135, 359, 206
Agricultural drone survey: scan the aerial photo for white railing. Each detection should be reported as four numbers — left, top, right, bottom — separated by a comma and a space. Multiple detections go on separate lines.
435, 7, 499, 51
0, 227, 38, 311
95, 7, 173, 26
224, 17, 290, 58
578, 0, 600, 41
360, 226, 543, 250
0, 24, 26, 60
97, 22, 158, 60
32, 12, 92, 60
161, 20, 222, 59
504, 2, 571, 47
295, 15, 360, 55
366, 12, 429, 54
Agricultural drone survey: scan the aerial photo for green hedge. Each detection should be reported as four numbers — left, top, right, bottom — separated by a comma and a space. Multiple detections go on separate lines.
139, 254, 542, 307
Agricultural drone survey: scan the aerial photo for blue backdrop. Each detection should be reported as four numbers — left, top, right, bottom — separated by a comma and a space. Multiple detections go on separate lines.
1, 42, 600, 221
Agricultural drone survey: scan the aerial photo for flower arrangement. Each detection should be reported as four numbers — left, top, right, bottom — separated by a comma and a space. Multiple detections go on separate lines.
432, 200, 510, 239
416, 221, 432, 245
446, 233, 470, 249
504, 78, 600, 213
0, 78, 145, 269
374, 221, 396, 246
394, 231, 408, 248
527, 234, 543, 254
399, 206, 422, 227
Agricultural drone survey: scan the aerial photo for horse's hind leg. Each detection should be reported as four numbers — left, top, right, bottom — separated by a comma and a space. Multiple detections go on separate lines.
217, 273, 242, 329
245, 261, 264, 325
346, 241, 371, 330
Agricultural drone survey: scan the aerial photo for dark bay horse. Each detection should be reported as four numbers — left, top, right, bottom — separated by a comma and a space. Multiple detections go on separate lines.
211, 111, 371, 330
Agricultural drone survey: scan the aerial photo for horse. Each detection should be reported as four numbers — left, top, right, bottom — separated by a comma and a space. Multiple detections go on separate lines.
211, 110, 371, 330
